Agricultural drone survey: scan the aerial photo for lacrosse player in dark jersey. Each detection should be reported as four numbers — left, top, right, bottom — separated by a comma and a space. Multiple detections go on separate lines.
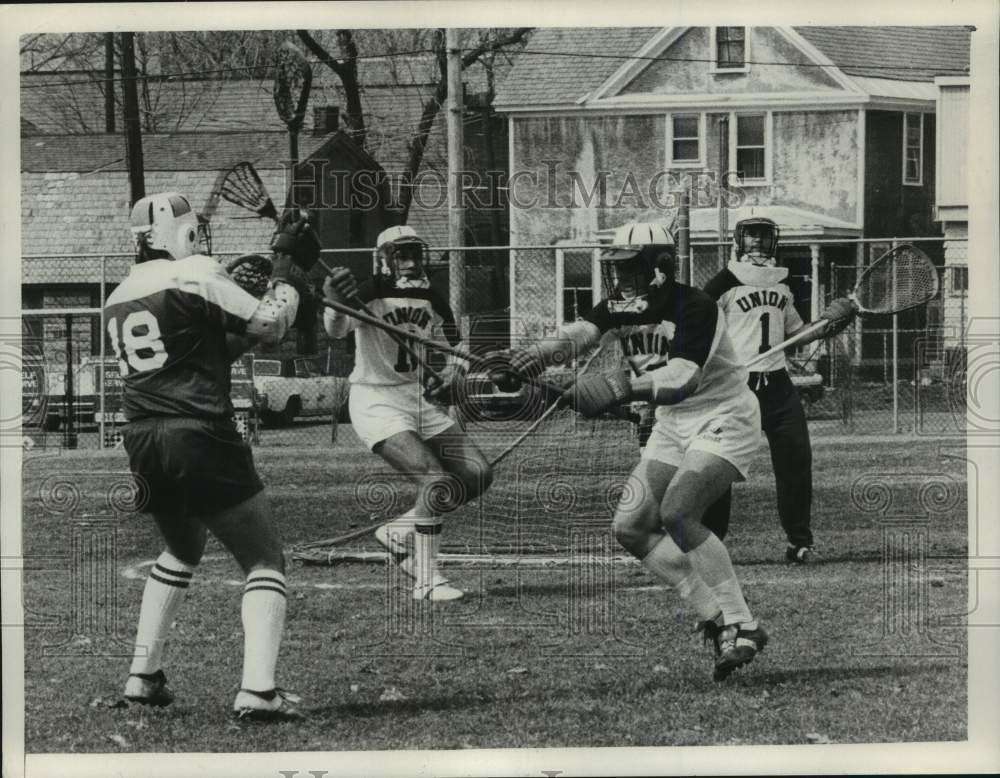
502, 222, 768, 681
323, 226, 493, 602
701, 217, 855, 562
106, 192, 318, 721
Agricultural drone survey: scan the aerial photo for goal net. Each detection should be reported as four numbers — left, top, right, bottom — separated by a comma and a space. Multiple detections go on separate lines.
292, 337, 643, 566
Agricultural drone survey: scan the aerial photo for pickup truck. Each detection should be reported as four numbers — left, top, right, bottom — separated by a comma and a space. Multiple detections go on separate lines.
253, 356, 349, 427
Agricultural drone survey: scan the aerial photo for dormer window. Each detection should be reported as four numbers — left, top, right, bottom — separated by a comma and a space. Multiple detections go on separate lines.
711, 27, 749, 73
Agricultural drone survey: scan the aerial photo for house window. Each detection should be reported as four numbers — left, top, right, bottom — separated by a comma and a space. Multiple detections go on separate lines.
669, 114, 703, 166
558, 249, 597, 324
732, 113, 769, 183
714, 27, 747, 71
903, 112, 923, 185
951, 266, 968, 295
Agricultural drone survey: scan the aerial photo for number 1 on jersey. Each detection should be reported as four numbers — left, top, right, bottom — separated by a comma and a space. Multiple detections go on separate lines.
758, 312, 771, 354
394, 342, 419, 373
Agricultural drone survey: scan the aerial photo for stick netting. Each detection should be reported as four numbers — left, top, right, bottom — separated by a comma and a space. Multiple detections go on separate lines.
854, 244, 939, 315
220, 162, 278, 221
294, 338, 643, 565
273, 42, 312, 131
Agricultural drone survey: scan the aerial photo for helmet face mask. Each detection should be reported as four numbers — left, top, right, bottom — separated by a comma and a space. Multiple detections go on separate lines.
600, 222, 676, 310
376, 225, 429, 287
733, 217, 779, 267
130, 193, 206, 262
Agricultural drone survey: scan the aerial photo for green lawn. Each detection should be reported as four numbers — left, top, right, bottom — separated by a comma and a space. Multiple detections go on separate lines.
19, 430, 968, 751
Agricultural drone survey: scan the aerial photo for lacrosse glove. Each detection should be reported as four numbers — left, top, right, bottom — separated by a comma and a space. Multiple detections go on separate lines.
423, 362, 465, 406
561, 370, 632, 418
820, 297, 858, 337
322, 267, 360, 306
224, 254, 272, 298
270, 209, 321, 271
505, 345, 546, 380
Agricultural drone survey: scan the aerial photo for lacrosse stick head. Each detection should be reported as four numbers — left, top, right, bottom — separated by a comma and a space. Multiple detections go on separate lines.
852, 244, 940, 315
273, 42, 313, 132
220, 162, 278, 222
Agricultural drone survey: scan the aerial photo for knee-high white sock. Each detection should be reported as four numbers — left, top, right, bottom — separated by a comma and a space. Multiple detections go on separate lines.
686, 533, 754, 627
240, 569, 287, 692
129, 551, 194, 675
412, 519, 445, 587
642, 535, 721, 622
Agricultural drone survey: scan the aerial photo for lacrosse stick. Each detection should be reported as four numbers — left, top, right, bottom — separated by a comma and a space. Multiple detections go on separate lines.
745, 243, 939, 370
219, 161, 280, 222
489, 341, 608, 468
218, 161, 442, 389
321, 297, 573, 403
294, 341, 613, 552
273, 41, 313, 170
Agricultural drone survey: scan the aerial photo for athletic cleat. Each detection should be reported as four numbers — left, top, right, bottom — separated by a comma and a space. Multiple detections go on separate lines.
233, 688, 304, 722
412, 580, 464, 601
123, 670, 175, 707
786, 545, 819, 564
714, 623, 769, 681
694, 612, 724, 657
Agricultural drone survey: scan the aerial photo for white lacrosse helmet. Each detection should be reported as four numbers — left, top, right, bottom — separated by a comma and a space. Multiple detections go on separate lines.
601, 221, 676, 303
130, 192, 207, 261
376, 224, 429, 288
732, 216, 780, 267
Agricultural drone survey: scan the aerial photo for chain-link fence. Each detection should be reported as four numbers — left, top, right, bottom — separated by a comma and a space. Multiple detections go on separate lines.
19, 237, 968, 449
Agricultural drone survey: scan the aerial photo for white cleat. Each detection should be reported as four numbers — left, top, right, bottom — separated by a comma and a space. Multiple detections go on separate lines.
412, 580, 465, 601
233, 688, 304, 722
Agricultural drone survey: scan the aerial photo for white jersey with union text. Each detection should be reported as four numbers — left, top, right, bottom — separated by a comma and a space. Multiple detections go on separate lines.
327, 276, 460, 386
703, 259, 805, 373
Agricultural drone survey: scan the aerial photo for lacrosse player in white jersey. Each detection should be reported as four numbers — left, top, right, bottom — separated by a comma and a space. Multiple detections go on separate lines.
503, 221, 768, 681
322, 226, 493, 601
702, 216, 855, 562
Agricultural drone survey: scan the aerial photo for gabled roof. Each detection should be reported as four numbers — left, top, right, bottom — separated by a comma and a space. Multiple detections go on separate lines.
19, 52, 503, 174
495, 26, 971, 108
21, 169, 280, 273
795, 27, 971, 82
493, 28, 657, 108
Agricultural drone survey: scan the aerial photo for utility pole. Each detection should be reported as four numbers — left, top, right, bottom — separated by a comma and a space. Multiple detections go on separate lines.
119, 32, 144, 205
104, 33, 115, 133
446, 28, 465, 329
717, 115, 729, 266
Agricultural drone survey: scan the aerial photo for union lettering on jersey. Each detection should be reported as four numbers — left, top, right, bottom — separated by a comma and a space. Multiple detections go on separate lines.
704, 261, 805, 373
344, 276, 460, 386
583, 284, 748, 417
103, 255, 260, 421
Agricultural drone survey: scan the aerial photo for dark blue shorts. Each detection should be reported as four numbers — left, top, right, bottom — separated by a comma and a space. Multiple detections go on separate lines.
123, 416, 264, 516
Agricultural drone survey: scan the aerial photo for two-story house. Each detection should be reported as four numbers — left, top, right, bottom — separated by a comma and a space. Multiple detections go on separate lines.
493, 26, 971, 361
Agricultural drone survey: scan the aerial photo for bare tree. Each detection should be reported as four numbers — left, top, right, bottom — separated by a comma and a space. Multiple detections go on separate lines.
296, 27, 530, 221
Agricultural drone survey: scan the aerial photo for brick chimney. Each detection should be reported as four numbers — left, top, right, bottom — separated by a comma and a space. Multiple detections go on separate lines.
312, 106, 340, 136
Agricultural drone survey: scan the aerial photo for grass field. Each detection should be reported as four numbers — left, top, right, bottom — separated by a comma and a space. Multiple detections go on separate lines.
19, 423, 968, 752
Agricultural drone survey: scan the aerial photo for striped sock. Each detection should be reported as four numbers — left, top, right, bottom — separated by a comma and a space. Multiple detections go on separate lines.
129, 551, 194, 676
412, 520, 444, 588
240, 569, 287, 693
642, 535, 721, 622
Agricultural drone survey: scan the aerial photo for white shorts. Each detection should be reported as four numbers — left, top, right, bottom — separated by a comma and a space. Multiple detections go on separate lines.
640, 391, 762, 481
349, 382, 456, 451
